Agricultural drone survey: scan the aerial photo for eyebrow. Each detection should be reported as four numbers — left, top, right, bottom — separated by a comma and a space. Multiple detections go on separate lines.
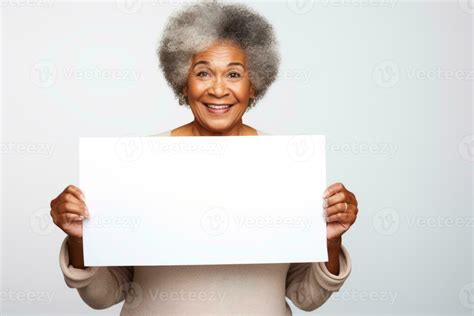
193, 60, 245, 69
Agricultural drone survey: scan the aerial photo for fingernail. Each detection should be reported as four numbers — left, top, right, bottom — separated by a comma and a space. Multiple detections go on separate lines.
323, 190, 329, 198
79, 216, 84, 220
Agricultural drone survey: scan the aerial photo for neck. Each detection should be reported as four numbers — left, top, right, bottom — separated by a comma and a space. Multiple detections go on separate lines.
190, 120, 246, 136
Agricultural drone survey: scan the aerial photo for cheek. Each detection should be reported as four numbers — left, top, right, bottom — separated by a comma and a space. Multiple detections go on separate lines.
187, 79, 208, 99
186, 78, 252, 103
231, 82, 252, 102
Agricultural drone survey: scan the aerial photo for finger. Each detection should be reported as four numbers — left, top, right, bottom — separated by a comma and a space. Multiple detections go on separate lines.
64, 195, 89, 218
57, 213, 84, 226
345, 190, 358, 206
326, 202, 355, 217
50, 197, 57, 209
62, 192, 84, 205
61, 191, 89, 216
63, 185, 86, 203
323, 182, 345, 198
56, 201, 88, 217
326, 211, 353, 224
325, 191, 354, 208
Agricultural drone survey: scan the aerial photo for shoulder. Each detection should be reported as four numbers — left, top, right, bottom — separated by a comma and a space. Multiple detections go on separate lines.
256, 129, 272, 136
242, 124, 271, 136
147, 130, 171, 137
148, 127, 272, 136
149, 123, 190, 137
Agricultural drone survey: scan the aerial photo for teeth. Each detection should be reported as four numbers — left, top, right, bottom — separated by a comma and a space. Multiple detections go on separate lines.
207, 104, 231, 109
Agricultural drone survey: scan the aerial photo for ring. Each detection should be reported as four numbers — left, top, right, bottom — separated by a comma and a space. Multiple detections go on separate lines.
344, 202, 348, 212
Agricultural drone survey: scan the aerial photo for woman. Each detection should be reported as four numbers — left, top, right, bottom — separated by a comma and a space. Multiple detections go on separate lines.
51, 2, 359, 315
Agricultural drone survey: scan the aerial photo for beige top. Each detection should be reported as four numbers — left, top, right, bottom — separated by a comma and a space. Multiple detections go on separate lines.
59, 129, 352, 315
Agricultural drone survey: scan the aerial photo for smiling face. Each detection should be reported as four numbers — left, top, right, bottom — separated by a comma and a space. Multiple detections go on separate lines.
183, 40, 255, 134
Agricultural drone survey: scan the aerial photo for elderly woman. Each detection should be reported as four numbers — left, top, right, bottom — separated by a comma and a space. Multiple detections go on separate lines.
51, 2, 359, 315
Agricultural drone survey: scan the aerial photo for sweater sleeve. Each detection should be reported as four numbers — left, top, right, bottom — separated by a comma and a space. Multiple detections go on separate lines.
59, 236, 134, 310
285, 244, 352, 311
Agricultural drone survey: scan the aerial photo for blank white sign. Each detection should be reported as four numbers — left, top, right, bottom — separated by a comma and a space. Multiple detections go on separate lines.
80, 135, 327, 266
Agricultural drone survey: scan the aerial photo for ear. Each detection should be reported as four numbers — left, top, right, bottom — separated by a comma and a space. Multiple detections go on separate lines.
183, 85, 188, 97
249, 85, 255, 99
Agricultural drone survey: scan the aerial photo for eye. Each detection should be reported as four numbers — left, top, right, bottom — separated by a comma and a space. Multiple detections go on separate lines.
228, 72, 241, 79
196, 71, 209, 77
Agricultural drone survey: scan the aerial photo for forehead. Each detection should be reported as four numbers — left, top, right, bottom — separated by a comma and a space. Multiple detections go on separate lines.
192, 41, 247, 66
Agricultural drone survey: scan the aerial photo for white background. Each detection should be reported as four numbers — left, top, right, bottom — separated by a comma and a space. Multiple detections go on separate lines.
1, 0, 472, 315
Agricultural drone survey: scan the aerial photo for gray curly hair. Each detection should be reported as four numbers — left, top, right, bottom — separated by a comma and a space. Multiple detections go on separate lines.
157, 1, 280, 108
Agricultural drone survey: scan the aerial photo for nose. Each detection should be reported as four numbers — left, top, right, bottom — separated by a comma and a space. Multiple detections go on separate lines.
207, 76, 229, 98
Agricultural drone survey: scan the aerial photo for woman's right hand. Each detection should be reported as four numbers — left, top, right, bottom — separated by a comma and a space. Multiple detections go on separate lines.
50, 185, 89, 240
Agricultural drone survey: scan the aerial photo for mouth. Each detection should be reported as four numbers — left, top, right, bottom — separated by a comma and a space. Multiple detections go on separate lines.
203, 103, 235, 114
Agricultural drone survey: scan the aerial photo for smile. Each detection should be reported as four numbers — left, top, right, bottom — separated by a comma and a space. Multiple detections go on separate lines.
205, 104, 233, 109
204, 103, 234, 114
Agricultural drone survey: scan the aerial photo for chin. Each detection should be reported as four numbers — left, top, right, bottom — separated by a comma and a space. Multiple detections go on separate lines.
201, 119, 235, 133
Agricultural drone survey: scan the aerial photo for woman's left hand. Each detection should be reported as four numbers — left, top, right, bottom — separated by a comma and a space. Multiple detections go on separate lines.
323, 182, 358, 241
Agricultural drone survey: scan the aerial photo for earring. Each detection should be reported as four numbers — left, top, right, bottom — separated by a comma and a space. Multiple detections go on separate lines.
178, 93, 188, 105
248, 97, 256, 108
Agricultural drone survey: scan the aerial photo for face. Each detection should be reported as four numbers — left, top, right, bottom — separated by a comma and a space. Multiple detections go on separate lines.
183, 41, 255, 133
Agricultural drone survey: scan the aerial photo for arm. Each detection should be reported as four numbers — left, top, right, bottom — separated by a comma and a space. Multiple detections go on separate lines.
285, 243, 352, 312
325, 237, 342, 275
59, 236, 134, 310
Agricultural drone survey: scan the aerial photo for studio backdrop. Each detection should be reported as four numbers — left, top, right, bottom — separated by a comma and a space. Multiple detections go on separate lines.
1, 0, 472, 315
